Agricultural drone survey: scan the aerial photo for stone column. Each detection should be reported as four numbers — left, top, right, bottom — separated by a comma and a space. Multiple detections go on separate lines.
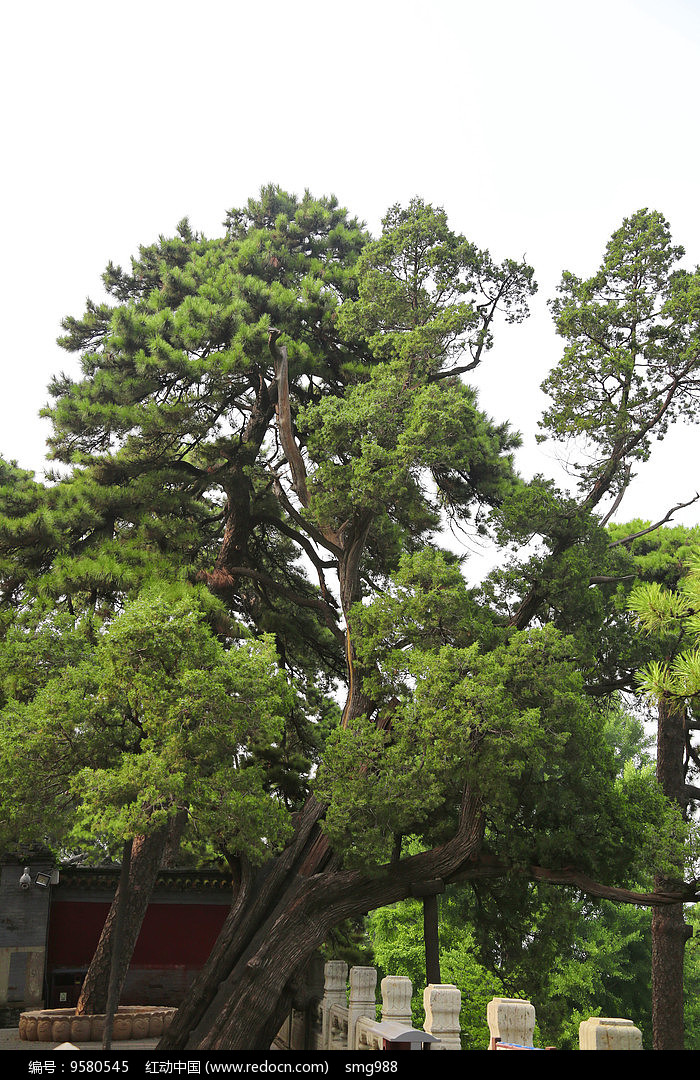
423, 983, 461, 1050
579, 1017, 643, 1050
348, 967, 377, 1050
321, 961, 348, 1051
380, 976, 413, 1027
486, 997, 536, 1049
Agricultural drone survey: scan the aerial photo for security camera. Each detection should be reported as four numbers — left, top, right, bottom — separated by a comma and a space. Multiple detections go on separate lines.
19, 868, 31, 889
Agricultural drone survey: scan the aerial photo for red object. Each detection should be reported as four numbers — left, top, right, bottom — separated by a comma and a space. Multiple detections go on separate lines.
47, 900, 228, 968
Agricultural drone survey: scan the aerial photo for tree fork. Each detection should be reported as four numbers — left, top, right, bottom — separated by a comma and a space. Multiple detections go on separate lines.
158, 781, 692, 1052
161, 785, 485, 1051
158, 794, 332, 1052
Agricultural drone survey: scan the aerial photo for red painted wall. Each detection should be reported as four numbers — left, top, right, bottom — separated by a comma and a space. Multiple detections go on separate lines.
47, 900, 229, 969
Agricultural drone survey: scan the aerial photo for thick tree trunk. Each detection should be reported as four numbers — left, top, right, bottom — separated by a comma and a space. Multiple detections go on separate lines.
652, 697, 690, 1050
158, 787, 484, 1051
652, 892, 691, 1050
156, 795, 329, 1049
76, 828, 170, 1015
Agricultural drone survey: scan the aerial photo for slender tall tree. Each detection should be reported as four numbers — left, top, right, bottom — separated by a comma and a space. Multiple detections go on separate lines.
629, 554, 700, 1048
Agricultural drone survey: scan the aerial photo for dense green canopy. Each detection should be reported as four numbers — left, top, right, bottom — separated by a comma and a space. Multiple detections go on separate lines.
0, 188, 695, 877
1, 189, 699, 1050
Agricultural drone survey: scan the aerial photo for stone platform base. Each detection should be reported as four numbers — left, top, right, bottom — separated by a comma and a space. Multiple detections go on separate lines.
19, 1006, 176, 1042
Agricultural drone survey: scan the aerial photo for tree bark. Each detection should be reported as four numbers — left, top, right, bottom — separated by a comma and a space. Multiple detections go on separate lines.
76, 828, 171, 1015
652, 697, 691, 1050
652, 895, 691, 1050
158, 786, 484, 1051
102, 839, 132, 1050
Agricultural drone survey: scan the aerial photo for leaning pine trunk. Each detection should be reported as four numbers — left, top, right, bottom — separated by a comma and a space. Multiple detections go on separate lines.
159, 787, 484, 1052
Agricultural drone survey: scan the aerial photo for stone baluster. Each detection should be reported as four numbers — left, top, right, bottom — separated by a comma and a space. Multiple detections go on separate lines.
348, 966, 377, 1050
579, 1017, 643, 1050
321, 961, 348, 1051
329, 1006, 349, 1051
380, 975, 413, 1027
423, 983, 462, 1050
486, 997, 536, 1049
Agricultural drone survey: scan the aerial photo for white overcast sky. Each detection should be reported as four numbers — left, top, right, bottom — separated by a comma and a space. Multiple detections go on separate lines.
2, 0, 700, 575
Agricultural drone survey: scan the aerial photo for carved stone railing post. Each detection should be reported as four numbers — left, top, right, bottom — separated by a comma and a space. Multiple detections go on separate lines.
486, 997, 536, 1049
423, 983, 461, 1050
355, 1016, 383, 1051
321, 961, 348, 1051
348, 966, 377, 1050
380, 975, 413, 1027
328, 1004, 349, 1051
579, 1017, 643, 1050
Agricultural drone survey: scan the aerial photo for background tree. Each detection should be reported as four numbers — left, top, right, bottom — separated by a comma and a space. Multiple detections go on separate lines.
0, 584, 295, 1015
629, 549, 700, 1047
477, 211, 700, 1048
489, 209, 700, 633
368, 889, 656, 1050
368, 894, 506, 1050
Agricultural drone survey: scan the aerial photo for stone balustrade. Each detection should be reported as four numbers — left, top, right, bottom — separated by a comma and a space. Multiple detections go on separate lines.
380, 975, 412, 1026
327, 1003, 349, 1051
487, 996, 536, 1049
578, 1016, 643, 1050
315, 964, 646, 1051
320, 959, 347, 1050
347, 966, 377, 1049
354, 1016, 384, 1051
317, 962, 461, 1050
24, 970, 644, 1050
423, 983, 462, 1050
487, 996, 644, 1050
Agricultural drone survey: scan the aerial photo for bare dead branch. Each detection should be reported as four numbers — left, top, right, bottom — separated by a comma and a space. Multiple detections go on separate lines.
268, 329, 310, 507
608, 494, 700, 548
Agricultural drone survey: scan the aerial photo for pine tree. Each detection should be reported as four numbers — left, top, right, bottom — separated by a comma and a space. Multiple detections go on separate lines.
1, 191, 699, 1050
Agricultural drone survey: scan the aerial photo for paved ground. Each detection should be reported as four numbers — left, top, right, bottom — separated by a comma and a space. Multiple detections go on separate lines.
0, 1028, 159, 1052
